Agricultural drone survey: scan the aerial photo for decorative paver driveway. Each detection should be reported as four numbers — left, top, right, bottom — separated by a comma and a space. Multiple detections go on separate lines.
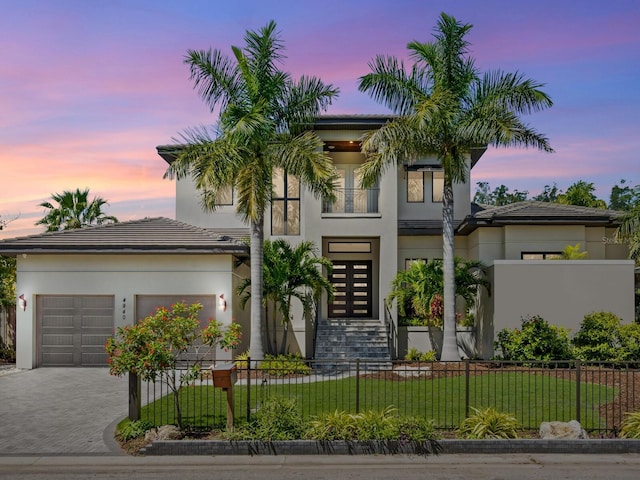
0, 367, 127, 455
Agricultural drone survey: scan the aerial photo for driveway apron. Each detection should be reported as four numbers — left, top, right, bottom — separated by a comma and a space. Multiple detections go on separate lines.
0, 368, 127, 455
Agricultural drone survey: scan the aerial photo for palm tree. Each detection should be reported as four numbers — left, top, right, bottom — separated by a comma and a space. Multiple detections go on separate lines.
387, 258, 490, 331
358, 12, 553, 360
164, 21, 338, 360
239, 239, 334, 355
35, 188, 118, 232
616, 207, 640, 262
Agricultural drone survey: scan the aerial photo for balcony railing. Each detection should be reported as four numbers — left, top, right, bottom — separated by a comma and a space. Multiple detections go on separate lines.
322, 187, 379, 214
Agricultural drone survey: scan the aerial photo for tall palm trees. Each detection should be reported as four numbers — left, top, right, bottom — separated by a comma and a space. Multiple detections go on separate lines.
164, 21, 338, 359
36, 188, 118, 232
358, 12, 553, 360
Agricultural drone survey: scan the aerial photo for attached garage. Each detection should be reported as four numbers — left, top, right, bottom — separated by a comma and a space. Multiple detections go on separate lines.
37, 295, 114, 367
0, 217, 250, 369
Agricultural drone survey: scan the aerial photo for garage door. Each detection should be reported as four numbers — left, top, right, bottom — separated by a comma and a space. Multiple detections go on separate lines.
37, 295, 114, 367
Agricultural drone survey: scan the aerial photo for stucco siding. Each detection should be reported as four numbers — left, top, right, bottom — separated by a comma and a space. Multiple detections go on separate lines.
478, 260, 635, 358
16, 254, 237, 369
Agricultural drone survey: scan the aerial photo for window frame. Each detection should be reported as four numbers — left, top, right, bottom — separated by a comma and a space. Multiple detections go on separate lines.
431, 171, 444, 203
271, 169, 300, 236
407, 171, 425, 203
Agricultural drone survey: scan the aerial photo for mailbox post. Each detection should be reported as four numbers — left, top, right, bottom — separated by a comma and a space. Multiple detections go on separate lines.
210, 362, 238, 431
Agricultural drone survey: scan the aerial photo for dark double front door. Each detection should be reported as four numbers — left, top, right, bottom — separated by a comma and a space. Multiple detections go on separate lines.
328, 260, 372, 318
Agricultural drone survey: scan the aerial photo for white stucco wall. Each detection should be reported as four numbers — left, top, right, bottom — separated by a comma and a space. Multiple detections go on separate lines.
15, 253, 239, 369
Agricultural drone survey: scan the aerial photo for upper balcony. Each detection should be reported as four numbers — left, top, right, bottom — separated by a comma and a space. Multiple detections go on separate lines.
322, 187, 380, 214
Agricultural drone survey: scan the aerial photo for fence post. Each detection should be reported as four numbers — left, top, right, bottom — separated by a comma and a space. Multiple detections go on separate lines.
575, 359, 581, 424
246, 357, 252, 422
465, 359, 470, 419
128, 372, 141, 421
355, 359, 360, 414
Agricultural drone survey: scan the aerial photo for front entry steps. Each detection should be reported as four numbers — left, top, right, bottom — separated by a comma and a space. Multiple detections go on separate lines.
314, 318, 392, 371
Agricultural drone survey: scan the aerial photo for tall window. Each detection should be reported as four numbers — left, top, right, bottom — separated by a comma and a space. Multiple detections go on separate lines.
432, 171, 444, 202
407, 171, 424, 203
272, 168, 300, 235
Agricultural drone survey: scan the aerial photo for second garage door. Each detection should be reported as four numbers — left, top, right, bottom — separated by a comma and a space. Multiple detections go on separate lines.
37, 295, 114, 367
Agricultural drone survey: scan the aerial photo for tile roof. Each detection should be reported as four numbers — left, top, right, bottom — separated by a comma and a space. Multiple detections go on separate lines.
0, 217, 250, 255
458, 201, 623, 234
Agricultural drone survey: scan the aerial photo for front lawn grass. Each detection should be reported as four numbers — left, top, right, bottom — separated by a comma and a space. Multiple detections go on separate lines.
140, 370, 616, 432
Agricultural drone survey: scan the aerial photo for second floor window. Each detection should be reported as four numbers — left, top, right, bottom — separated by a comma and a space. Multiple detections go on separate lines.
407, 171, 424, 202
432, 171, 444, 202
271, 168, 300, 235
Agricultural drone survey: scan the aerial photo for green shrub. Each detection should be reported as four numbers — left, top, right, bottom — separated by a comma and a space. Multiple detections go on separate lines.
572, 312, 640, 364
234, 350, 250, 369
620, 411, 640, 439
259, 353, 312, 376
306, 410, 360, 441
458, 407, 520, 439
118, 419, 154, 441
405, 348, 437, 362
231, 397, 306, 440
494, 315, 573, 361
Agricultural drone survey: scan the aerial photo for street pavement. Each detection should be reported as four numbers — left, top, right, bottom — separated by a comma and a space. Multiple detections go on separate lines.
0, 367, 127, 455
1, 454, 640, 479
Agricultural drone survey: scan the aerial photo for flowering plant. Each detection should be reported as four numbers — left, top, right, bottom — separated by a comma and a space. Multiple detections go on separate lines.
105, 301, 242, 428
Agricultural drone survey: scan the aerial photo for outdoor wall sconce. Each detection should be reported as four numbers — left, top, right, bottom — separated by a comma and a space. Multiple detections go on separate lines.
218, 294, 227, 312
18, 294, 26, 311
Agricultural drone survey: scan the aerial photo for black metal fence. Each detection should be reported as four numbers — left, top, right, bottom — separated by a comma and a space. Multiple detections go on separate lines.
131, 359, 640, 435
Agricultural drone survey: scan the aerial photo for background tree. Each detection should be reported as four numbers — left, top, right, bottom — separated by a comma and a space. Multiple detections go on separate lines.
609, 179, 640, 211
239, 239, 333, 355
473, 182, 528, 206
35, 188, 118, 232
556, 180, 606, 208
164, 21, 337, 361
0, 256, 16, 355
358, 12, 552, 360
532, 183, 561, 202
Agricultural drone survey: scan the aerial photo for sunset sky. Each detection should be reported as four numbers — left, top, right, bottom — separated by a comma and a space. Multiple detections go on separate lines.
1, 0, 638, 238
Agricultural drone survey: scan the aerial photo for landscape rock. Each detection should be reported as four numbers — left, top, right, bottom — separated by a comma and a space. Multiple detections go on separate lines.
145, 425, 183, 442
539, 420, 589, 439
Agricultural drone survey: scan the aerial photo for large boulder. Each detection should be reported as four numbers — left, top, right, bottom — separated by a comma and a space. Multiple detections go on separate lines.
539, 420, 589, 439
144, 425, 183, 442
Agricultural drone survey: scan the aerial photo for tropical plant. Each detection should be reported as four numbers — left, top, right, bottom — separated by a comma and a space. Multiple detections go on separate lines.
238, 239, 333, 354
163, 21, 338, 360
117, 419, 154, 441
616, 205, 640, 263
229, 397, 305, 440
558, 243, 588, 260
405, 348, 437, 362
35, 188, 118, 232
620, 411, 640, 439
358, 12, 553, 360
458, 407, 520, 439
387, 257, 490, 328
557, 180, 606, 209
105, 302, 242, 429
495, 315, 573, 362
258, 353, 312, 377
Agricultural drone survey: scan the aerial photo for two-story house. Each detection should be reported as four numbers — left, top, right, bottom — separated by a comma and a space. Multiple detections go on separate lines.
1, 115, 634, 368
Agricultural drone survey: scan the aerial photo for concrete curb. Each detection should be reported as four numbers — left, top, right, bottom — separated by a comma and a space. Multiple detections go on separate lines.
140, 439, 640, 456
